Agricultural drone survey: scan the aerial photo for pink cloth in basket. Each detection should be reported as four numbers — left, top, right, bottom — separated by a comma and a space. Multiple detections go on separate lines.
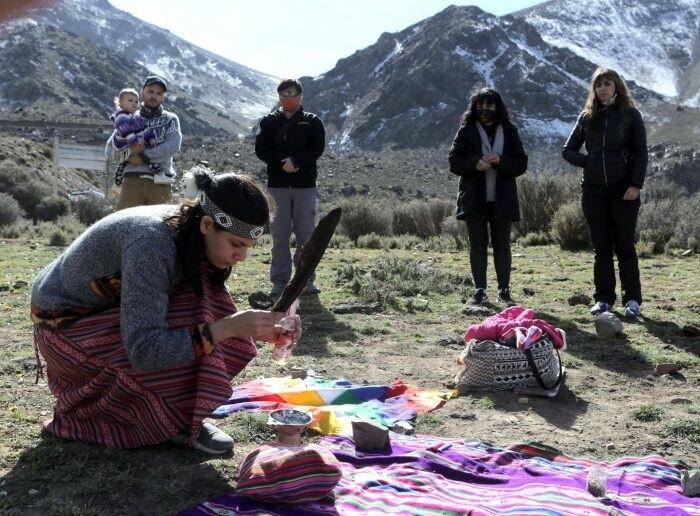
465, 306, 566, 350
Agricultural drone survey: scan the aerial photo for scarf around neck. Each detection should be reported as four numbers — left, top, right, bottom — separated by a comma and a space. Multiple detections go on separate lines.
140, 104, 164, 119
476, 122, 504, 202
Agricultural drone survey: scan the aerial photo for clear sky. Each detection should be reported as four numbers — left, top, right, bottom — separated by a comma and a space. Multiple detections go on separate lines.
108, 0, 544, 78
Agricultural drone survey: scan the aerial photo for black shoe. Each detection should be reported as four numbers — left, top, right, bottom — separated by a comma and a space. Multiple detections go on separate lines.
498, 288, 516, 306
169, 422, 233, 455
468, 288, 487, 305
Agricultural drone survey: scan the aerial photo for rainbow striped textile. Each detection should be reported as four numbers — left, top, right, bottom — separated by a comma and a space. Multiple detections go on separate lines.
180, 434, 699, 515
212, 376, 452, 436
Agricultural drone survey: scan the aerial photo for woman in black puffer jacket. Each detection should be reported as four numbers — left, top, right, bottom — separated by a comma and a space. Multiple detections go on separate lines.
563, 67, 648, 319
449, 88, 528, 306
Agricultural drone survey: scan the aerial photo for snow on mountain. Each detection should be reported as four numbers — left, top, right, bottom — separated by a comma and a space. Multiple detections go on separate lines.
20, 0, 279, 127
300, 5, 639, 155
519, 0, 700, 103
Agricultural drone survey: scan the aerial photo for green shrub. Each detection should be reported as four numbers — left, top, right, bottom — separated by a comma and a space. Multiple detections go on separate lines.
337, 199, 391, 241
356, 232, 383, 249
552, 201, 591, 250
350, 256, 464, 308
0, 192, 24, 226
440, 217, 469, 250
329, 234, 354, 249
637, 198, 679, 250
635, 240, 657, 258
381, 234, 423, 250
517, 231, 553, 247
665, 418, 700, 443
0, 162, 51, 219
631, 404, 664, 422
515, 172, 579, 237
33, 216, 84, 242
392, 199, 452, 238
48, 230, 67, 247
673, 192, 700, 250
36, 195, 70, 221
73, 196, 111, 225
335, 263, 359, 284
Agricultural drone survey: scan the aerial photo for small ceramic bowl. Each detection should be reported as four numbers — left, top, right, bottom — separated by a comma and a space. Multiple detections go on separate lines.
267, 409, 313, 445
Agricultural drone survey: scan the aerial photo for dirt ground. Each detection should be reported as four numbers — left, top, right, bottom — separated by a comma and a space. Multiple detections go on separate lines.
0, 240, 698, 514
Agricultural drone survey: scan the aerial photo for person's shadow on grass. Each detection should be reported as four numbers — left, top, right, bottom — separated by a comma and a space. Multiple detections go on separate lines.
0, 432, 236, 515
295, 294, 358, 359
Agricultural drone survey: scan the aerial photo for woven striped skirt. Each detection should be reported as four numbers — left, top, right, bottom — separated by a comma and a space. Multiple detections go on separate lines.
33, 278, 257, 449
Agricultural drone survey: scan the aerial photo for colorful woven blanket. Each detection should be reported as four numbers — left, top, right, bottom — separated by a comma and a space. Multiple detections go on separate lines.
212, 377, 451, 435
180, 434, 699, 515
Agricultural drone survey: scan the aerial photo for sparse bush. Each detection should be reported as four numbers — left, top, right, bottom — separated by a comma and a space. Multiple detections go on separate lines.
337, 199, 391, 241
665, 418, 700, 443
392, 199, 452, 238
514, 172, 579, 237
350, 256, 464, 308
427, 199, 454, 233
631, 404, 664, 422
440, 217, 469, 250
0, 223, 25, 239
552, 201, 591, 250
329, 234, 354, 249
424, 235, 458, 253
73, 196, 111, 225
0, 192, 24, 226
673, 192, 700, 250
35, 195, 70, 221
33, 215, 84, 243
637, 198, 679, 250
381, 234, 423, 250
517, 231, 553, 247
0, 162, 51, 219
356, 232, 383, 249
335, 263, 358, 284
635, 240, 656, 258
48, 230, 67, 247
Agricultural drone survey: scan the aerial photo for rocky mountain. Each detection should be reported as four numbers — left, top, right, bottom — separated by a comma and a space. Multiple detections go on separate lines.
297, 3, 697, 173
518, 0, 700, 106
301, 5, 598, 153
0, 21, 246, 135
0, 0, 278, 134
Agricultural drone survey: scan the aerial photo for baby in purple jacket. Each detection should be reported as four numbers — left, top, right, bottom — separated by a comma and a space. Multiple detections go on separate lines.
111, 88, 156, 150
110, 88, 162, 185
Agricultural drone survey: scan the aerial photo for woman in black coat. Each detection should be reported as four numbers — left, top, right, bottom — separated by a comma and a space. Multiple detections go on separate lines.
448, 88, 528, 305
563, 67, 647, 319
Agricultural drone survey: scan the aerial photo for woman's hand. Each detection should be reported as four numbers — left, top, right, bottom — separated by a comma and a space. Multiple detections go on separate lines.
483, 153, 501, 166
476, 159, 491, 171
623, 186, 640, 201
261, 314, 302, 348
209, 309, 287, 343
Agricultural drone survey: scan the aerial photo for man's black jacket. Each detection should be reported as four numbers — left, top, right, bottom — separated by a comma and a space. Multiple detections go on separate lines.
254, 107, 325, 188
562, 105, 647, 189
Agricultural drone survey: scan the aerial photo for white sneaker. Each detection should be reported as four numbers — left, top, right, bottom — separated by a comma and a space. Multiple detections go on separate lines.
152, 172, 175, 185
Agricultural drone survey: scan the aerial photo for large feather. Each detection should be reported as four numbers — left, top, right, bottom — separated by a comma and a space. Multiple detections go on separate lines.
271, 207, 342, 312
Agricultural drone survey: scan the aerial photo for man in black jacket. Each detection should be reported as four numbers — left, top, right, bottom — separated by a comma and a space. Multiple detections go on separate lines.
255, 79, 325, 297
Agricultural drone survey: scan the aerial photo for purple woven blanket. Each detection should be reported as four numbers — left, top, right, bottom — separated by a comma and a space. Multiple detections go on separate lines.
180, 434, 699, 515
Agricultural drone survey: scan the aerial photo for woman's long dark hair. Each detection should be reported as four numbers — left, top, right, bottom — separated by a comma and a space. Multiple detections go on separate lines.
165, 167, 273, 296
460, 88, 512, 127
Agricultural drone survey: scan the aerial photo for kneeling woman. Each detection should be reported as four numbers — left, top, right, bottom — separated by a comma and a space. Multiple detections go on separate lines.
448, 88, 528, 305
31, 167, 298, 454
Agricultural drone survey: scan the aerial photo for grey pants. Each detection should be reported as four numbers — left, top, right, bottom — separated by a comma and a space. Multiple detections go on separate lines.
268, 187, 318, 286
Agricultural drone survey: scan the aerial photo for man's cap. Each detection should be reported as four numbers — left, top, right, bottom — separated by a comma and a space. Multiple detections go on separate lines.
143, 75, 168, 92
